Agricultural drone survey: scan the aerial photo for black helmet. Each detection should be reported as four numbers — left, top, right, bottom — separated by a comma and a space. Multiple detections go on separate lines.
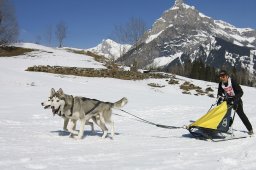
219, 70, 228, 76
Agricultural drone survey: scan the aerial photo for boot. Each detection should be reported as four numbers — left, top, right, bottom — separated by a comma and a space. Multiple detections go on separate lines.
248, 129, 254, 135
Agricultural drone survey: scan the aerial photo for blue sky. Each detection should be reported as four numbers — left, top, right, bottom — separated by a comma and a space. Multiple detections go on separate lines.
13, 0, 256, 49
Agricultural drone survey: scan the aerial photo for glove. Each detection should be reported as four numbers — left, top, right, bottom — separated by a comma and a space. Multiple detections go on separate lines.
227, 96, 240, 109
226, 97, 234, 105
217, 97, 223, 105
233, 97, 240, 110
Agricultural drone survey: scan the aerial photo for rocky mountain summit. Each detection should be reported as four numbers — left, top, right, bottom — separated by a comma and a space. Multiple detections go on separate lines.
87, 39, 131, 60
118, 0, 256, 75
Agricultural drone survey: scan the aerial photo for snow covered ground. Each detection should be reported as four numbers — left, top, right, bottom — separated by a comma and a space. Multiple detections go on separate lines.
0, 43, 256, 170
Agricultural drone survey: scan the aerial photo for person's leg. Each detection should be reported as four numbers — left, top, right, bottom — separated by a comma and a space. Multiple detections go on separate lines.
236, 101, 253, 132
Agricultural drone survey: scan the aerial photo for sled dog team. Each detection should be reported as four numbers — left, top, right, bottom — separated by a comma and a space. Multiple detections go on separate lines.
41, 88, 128, 139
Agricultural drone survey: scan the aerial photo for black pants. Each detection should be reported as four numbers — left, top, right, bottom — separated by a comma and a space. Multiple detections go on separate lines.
234, 100, 253, 131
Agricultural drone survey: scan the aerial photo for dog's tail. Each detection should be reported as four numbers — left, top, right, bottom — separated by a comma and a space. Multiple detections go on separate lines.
113, 97, 128, 109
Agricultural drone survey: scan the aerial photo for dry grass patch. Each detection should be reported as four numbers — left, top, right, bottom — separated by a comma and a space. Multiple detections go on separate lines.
148, 83, 165, 88
26, 65, 170, 80
180, 81, 215, 97
168, 78, 179, 85
0, 46, 34, 57
180, 81, 202, 91
66, 48, 107, 63
205, 87, 214, 92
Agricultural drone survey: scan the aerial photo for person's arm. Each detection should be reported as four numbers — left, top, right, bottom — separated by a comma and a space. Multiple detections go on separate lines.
231, 78, 243, 99
217, 82, 224, 97
216, 83, 225, 105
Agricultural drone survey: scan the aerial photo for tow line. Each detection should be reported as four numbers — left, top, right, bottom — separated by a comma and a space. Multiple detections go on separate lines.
119, 109, 186, 130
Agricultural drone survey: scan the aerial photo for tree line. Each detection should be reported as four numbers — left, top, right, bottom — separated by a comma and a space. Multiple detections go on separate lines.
0, 0, 67, 47
167, 59, 255, 87
0, 0, 18, 45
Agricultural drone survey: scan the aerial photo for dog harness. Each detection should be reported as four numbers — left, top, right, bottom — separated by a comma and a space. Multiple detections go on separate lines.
69, 95, 74, 116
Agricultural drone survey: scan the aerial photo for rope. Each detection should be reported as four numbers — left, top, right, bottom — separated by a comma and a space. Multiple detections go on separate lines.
119, 109, 185, 130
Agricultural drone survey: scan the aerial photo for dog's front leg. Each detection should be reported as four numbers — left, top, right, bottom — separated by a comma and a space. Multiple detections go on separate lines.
68, 119, 79, 137
76, 119, 86, 139
63, 117, 69, 131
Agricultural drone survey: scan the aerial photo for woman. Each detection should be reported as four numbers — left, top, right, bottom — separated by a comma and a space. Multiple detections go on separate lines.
217, 70, 253, 135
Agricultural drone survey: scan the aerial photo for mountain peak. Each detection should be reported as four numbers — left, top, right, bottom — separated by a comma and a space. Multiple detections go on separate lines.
174, 0, 184, 6
87, 39, 131, 60
102, 39, 115, 44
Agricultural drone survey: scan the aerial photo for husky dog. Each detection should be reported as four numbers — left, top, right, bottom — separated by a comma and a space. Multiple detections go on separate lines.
51, 88, 128, 139
41, 88, 94, 132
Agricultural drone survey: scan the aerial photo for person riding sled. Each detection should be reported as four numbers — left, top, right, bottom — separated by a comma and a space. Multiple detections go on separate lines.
217, 70, 253, 135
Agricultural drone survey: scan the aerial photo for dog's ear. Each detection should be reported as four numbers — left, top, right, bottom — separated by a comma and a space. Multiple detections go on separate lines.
57, 88, 64, 95
50, 88, 55, 97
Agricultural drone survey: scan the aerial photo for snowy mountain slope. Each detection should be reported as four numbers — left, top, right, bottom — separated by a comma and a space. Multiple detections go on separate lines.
0, 43, 256, 170
12, 43, 106, 69
119, 0, 256, 74
87, 39, 131, 60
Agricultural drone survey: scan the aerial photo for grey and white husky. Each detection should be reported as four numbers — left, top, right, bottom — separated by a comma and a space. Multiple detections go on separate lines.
41, 88, 94, 132
51, 88, 128, 139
